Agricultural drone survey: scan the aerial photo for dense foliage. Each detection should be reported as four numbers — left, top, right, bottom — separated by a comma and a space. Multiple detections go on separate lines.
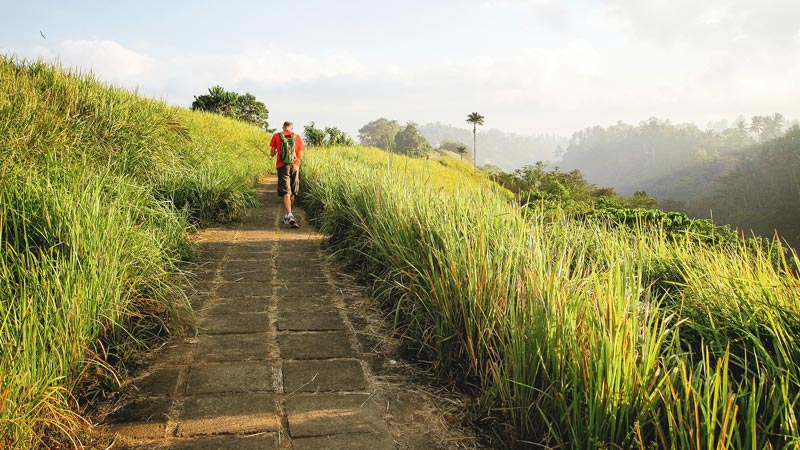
0, 58, 270, 448
190, 85, 270, 131
692, 126, 800, 247
303, 121, 354, 147
358, 118, 431, 156
301, 146, 800, 450
559, 117, 756, 195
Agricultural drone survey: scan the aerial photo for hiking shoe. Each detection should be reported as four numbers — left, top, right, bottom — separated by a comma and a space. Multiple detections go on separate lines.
283, 215, 290, 225
288, 217, 299, 228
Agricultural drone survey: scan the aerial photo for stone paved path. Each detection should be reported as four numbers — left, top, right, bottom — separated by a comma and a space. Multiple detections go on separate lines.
106, 176, 397, 450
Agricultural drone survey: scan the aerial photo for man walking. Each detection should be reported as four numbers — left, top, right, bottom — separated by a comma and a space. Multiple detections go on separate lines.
270, 121, 304, 228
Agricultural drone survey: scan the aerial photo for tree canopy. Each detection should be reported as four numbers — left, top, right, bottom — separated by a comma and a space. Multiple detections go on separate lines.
394, 122, 431, 157
358, 118, 402, 151
191, 85, 270, 131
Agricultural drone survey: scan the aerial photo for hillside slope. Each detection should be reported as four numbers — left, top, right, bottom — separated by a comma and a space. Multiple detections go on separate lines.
0, 57, 271, 448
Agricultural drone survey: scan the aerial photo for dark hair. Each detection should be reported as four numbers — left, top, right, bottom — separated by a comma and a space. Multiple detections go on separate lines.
283, 121, 293, 128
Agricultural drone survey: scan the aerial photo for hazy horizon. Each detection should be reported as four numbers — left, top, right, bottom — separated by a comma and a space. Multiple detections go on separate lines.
4, 0, 800, 139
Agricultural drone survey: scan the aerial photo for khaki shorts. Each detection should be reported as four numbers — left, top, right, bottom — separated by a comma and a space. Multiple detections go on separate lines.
277, 164, 299, 197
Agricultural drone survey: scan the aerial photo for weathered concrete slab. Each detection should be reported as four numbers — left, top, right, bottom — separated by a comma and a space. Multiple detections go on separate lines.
198, 243, 233, 259
224, 260, 271, 274
275, 272, 327, 283
292, 433, 396, 450
151, 342, 194, 366
277, 259, 323, 272
200, 312, 270, 334
195, 333, 269, 363
285, 393, 389, 437
186, 362, 272, 394
169, 435, 278, 450
131, 367, 183, 396
178, 392, 277, 436
277, 311, 345, 331
216, 282, 271, 298
202, 297, 270, 315
282, 359, 366, 392
278, 332, 354, 360
106, 397, 173, 439
277, 296, 336, 313
219, 269, 270, 283
275, 283, 333, 297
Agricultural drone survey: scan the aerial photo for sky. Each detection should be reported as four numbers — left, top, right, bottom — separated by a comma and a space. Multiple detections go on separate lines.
3, 0, 800, 138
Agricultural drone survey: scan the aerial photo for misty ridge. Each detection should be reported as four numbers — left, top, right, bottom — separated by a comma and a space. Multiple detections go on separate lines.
417, 114, 800, 247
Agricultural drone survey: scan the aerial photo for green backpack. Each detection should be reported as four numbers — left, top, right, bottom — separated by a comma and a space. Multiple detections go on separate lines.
279, 133, 296, 165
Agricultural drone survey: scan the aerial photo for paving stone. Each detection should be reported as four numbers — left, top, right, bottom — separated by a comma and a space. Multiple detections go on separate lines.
276, 283, 334, 297
275, 272, 327, 283
189, 281, 215, 294
219, 268, 270, 283
279, 332, 354, 360
277, 296, 336, 313
224, 260, 271, 273
198, 243, 232, 259
285, 393, 388, 437
131, 367, 183, 396
169, 435, 277, 450
152, 342, 194, 366
277, 311, 345, 331
236, 231, 275, 243
195, 333, 269, 362
202, 297, 269, 315
186, 362, 272, 394
291, 433, 395, 450
283, 359, 366, 392
106, 397, 173, 439
216, 282, 271, 297
278, 259, 324, 272
200, 312, 270, 334
178, 392, 277, 436
187, 267, 218, 283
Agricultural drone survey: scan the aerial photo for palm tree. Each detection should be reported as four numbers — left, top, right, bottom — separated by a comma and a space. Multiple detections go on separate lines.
456, 145, 468, 160
748, 116, 765, 136
466, 112, 485, 167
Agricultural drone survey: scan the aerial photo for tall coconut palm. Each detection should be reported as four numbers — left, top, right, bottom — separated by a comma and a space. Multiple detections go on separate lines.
456, 145, 468, 160
466, 112, 485, 167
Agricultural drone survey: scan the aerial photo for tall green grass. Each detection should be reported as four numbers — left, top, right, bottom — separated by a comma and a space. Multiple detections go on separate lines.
0, 56, 271, 448
301, 146, 800, 449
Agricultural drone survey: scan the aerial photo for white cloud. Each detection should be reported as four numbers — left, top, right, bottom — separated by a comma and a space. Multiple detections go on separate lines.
59, 40, 155, 84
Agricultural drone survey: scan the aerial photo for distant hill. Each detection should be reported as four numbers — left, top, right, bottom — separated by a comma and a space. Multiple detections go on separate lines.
419, 122, 565, 171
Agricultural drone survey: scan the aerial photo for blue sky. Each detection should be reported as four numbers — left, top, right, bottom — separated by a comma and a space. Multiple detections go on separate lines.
4, 0, 800, 144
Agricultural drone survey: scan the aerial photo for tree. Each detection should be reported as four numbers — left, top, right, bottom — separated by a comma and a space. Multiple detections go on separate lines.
191, 85, 270, 131
235, 93, 269, 130
466, 112, 485, 166
192, 85, 238, 117
437, 140, 471, 160
748, 116, 765, 136
456, 145, 468, 160
303, 122, 326, 147
324, 126, 354, 146
358, 118, 402, 150
394, 122, 430, 157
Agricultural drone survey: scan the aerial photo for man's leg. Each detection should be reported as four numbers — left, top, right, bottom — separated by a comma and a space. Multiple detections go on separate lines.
283, 193, 292, 215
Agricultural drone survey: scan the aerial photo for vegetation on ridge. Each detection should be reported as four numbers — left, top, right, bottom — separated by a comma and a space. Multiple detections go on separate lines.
0, 57, 271, 448
301, 145, 800, 449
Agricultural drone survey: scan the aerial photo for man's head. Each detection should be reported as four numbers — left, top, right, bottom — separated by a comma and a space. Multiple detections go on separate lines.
283, 121, 293, 132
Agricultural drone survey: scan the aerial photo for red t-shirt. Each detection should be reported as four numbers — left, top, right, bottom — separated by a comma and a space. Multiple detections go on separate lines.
270, 131, 304, 168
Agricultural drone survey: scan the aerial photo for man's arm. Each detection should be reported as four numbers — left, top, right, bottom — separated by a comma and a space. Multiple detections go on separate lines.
269, 134, 278, 157
295, 135, 304, 163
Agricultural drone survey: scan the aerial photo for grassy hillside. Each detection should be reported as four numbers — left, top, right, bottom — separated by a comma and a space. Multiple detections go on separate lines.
0, 57, 271, 448
301, 146, 800, 449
